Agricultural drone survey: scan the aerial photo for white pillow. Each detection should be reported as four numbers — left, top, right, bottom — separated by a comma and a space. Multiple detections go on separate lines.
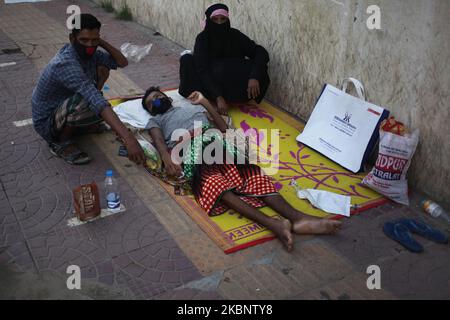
113, 98, 151, 129
113, 90, 206, 129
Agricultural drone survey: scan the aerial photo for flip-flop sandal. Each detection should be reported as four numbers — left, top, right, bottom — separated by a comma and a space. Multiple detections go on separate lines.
383, 222, 424, 253
397, 218, 448, 244
50, 140, 91, 165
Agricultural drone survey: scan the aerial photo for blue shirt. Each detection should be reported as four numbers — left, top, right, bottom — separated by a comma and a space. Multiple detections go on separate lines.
31, 44, 118, 142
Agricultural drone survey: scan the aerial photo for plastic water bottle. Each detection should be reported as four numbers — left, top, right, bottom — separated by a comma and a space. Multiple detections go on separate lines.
105, 170, 121, 212
422, 200, 450, 224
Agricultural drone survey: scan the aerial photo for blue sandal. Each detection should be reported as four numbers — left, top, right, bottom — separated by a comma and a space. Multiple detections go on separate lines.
383, 222, 424, 253
397, 218, 448, 244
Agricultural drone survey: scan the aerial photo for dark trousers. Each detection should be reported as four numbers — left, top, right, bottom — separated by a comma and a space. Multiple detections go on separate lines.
179, 54, 270, 104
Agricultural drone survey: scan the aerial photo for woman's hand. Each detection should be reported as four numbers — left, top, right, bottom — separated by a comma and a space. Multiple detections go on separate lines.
188, 91, 207, 105
247, 79, 261, 100
216, 96, 229, 115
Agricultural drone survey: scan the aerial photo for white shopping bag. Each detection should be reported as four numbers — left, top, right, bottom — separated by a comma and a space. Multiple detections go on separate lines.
297, 78, 389, 173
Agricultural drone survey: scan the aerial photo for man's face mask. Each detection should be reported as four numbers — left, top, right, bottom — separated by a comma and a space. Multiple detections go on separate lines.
150, 97, 172, 116
73, 39, 97, 61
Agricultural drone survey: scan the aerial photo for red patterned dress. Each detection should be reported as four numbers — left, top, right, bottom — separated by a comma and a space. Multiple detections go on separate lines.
193, 163, 278, 216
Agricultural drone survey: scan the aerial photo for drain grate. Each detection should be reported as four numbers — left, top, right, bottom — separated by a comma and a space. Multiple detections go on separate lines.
1, 48, 22, 55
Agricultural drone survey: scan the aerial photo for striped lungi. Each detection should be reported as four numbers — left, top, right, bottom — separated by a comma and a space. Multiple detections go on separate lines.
51, 93, 102, 139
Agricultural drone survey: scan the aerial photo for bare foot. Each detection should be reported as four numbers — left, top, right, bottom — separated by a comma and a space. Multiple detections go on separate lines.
272, 218, 294, 252
292, 217, 342, 235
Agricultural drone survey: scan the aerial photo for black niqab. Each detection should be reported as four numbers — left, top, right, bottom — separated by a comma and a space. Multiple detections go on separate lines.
204, 3, 232, 57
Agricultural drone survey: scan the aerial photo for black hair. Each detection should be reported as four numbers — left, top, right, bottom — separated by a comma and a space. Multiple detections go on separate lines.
142, 86, 163, 111
71, 14, 101, 36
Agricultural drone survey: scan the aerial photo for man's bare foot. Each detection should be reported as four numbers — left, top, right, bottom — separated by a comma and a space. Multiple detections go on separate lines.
292, 217, 342, 235
272, 218, 294, 252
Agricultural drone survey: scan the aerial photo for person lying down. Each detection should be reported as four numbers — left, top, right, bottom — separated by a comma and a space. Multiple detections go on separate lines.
142, 87, 342, 252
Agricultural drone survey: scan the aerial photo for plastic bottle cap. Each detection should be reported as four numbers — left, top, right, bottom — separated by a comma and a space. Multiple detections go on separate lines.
106, 170, 113, 177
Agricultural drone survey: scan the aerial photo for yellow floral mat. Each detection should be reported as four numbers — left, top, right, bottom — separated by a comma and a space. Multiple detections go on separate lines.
110, 90, 386, 254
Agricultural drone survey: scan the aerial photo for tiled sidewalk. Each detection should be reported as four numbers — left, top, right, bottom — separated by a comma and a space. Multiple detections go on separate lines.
0, 1, 210, 300
0, 0, 448, 300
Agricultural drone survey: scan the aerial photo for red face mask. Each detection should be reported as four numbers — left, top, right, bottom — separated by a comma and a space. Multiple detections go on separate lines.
73, 40, 97, 60
85, 46, 97, 56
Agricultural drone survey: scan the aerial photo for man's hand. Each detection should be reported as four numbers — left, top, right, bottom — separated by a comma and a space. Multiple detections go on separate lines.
247, 79, 260, 100
98, 38, 128, 68
216, 96, 229, 115
101, 107, 144, 165
149, 127, 183, 178
123, 134, 146, 165
162, 154, 183, 177
188, 91, 207, 105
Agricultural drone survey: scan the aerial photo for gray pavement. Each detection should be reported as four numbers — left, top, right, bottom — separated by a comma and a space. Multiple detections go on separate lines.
0, 0, 449, 300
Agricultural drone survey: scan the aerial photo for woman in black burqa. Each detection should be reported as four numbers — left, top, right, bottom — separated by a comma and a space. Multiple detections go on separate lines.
179, 3, 271, 115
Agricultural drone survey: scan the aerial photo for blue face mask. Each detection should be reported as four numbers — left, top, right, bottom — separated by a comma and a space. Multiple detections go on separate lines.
150, 97, 172, 116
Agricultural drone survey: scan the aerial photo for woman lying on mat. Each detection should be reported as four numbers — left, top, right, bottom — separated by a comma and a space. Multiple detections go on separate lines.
143, 87, 342, 252
178, 3, 271, 115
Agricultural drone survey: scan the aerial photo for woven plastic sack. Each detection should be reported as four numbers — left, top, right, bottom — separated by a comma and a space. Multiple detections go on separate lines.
362, 128, 419, 205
